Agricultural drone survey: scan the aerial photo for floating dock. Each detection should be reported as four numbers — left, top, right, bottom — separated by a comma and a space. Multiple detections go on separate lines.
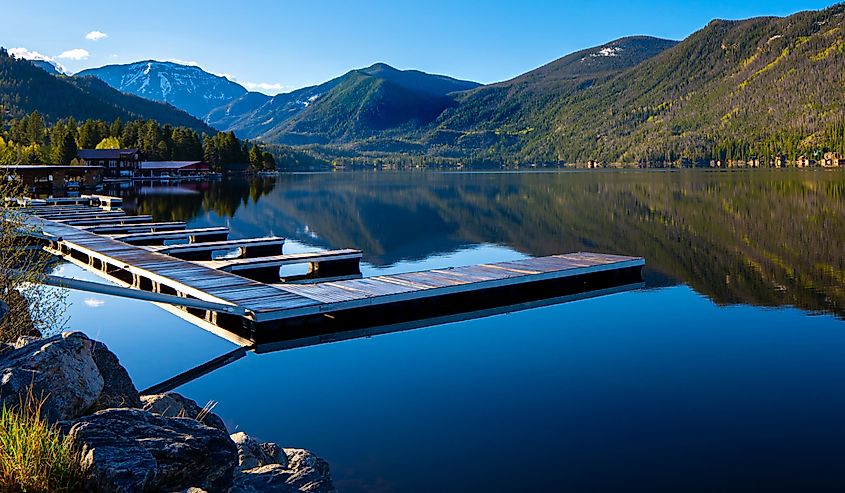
12, 196, 645, 349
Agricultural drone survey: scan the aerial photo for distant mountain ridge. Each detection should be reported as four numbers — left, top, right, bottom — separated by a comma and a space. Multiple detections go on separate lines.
29, 59, 63, 75
205, 62, 482, 143
257, 63, 482, 145
77, 58, 483, 142
77, 60, 248, 119
0, 49, 214, 134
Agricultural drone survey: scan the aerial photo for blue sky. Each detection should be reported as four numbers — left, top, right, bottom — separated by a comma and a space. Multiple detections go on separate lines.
2, 0, 836, 93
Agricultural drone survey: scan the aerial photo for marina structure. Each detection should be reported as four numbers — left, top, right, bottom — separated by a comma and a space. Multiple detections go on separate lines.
11, 196, 645, 353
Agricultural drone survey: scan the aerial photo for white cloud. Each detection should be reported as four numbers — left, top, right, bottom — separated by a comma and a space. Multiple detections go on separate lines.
56, 48, 90, 60
8, 47, 52, 61
85, 31, 108, 41
243, 82, 288, 94
167, 58, 200, 67
83, 298, 105, 308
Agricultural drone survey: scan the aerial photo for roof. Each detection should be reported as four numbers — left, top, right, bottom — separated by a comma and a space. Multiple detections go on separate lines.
77, 148, 139, 160
138, 161, 208, 170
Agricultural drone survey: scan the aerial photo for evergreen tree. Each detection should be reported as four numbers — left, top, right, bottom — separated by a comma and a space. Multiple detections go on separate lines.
249, 144, 263, 170
24, 112, 45, 146
50, 123, 78, 164
261, 152, 276, 171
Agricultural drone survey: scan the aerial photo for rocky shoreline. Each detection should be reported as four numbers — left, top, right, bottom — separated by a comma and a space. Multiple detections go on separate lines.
0, 331, 336, 492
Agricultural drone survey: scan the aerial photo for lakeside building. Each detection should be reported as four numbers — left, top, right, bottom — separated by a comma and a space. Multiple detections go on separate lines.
136, 161, 211, 178
77, 149, 142, 179
0, 164, 103, 192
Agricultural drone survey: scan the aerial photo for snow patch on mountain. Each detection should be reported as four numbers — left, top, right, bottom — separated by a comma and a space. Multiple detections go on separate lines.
77, 60, 248, 119
592, 46, 622, 57
159, 73, 172, 98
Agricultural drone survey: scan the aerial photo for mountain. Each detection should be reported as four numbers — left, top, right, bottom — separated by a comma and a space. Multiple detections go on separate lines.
419, 36, 678, 151
205, 79, 340, 140
28, 59, 63, 75
0, 48, 214, 133
419, 5, 845, 164
77, 60, 248, 119
206, 63, 480, 141
209, 37, 674, 151
212, 63, 481, 145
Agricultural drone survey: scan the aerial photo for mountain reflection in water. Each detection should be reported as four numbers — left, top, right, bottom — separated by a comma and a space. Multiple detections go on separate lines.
109, 169, 845, 319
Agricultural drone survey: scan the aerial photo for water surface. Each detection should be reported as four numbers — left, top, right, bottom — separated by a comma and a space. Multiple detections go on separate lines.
62, 170, 845, 492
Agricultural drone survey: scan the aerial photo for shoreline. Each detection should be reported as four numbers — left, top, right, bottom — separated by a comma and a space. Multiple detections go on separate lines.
0, 328, 336, 492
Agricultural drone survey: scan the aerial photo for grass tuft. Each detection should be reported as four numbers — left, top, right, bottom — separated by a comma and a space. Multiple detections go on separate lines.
0, 388, 83, 493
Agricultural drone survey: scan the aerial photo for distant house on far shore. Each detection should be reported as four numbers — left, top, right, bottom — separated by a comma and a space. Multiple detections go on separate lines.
136, 161, 210, 178
77, 148, 141, 179
796, 156, 813, 168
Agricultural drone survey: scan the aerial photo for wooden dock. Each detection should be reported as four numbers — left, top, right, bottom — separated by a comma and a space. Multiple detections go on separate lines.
12, 196, 645, 348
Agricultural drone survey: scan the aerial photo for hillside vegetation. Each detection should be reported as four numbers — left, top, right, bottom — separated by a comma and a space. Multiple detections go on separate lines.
420, 4, 845, 164
0, 50, 213, 134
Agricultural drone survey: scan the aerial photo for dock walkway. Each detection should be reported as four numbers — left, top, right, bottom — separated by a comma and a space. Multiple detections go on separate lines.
14, 197, 644, 347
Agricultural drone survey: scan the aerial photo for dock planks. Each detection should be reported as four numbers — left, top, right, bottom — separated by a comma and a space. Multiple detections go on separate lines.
15, 199, 645, 345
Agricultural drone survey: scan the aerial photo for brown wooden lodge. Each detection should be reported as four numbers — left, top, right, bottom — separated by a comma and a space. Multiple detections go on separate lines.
77, 148, 141, 178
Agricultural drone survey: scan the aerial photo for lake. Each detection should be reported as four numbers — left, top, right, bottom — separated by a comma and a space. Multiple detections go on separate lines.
59, 169, 845, 492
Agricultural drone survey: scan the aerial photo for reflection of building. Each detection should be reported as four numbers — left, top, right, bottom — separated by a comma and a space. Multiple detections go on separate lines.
1, 164, 103, 192
137, 161, 211, 178
821, 152, 841, 168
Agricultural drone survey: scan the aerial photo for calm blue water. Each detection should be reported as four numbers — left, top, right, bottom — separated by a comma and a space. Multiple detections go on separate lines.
58, 170, 845, 492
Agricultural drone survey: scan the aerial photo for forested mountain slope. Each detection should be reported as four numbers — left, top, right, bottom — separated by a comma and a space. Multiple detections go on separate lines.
0, 49, 214, 134
423, 4, 845, 164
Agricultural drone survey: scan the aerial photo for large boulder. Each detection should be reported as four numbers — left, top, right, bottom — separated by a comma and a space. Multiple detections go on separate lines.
230, 434, 335, 493
141, 392, 227, 432
0, 331, 103, 421
89, 341, 142, 411
64, 408, 238, 492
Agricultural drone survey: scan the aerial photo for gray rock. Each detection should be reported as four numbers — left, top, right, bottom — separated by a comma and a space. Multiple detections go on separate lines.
231, 432, 285, 470
231, 447, 336, 493
65, 408, 238, 492
0, 331, 103, 421
232, 464, 296, 492
282, 449, 336, 493
89, 341, 142, 411
141, 392, 227, 433
261, 442, 287, 466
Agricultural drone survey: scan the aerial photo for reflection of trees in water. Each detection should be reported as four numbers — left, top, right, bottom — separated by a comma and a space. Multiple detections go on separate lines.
120, 178, 279, 222
251, 170, 845, 318
114, 170, 845, 318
